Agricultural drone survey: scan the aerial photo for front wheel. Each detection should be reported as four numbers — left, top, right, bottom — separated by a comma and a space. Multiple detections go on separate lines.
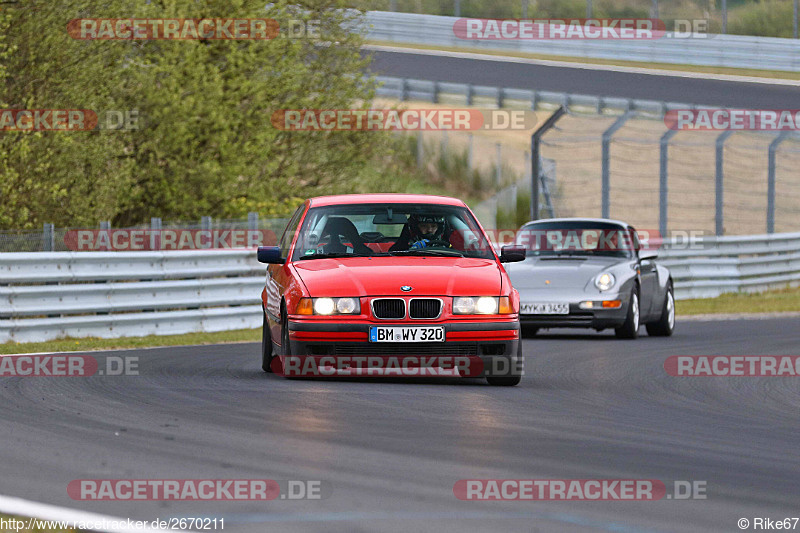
486, 342, 522, 386
261, 310, 273, 373
646, 285, 675, 337
615, 288, 640, 339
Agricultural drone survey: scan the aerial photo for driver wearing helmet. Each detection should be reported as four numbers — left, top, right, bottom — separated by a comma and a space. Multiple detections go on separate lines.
389, 213, 451, 252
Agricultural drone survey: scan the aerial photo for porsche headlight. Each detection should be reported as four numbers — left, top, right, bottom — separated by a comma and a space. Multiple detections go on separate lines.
308, 297, 360, 315
453, 296, 510, 315
594, 272, 616, 292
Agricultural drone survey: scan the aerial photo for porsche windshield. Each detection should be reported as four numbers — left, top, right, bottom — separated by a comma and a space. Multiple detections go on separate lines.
290, 203, 495, 261
516, 221, 636, 258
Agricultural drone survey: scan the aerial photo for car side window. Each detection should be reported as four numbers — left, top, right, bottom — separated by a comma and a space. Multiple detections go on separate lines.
629, 226, 641, 253
279, 206, 305, 258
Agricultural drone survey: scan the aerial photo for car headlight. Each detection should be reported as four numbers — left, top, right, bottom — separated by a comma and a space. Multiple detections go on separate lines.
453, 296, 513, 314
594, 272, 616, 291
299, 297, 361, 315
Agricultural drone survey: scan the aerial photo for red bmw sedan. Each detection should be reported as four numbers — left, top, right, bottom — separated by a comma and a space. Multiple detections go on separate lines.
257, 194, 526, 386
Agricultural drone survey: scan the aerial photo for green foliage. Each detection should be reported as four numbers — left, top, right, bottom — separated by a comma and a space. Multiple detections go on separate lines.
0, 0, 385, 228
728, 0, 797, 38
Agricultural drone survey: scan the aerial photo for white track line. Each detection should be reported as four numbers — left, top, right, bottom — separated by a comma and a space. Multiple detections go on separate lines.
0, 494, 168, 532
364, 44, 800, 87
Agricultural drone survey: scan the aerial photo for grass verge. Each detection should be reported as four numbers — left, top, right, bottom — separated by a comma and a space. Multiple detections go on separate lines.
0, 328, 260, 355
366, 40, 800, 81
677, 286, 800, 315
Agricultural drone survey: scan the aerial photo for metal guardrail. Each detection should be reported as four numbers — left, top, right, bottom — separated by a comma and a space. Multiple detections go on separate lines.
0, 250, 263, 343
374, 75, 693, 116
1, 232, 799, 342
365, 11, 800, 72
659, 232, 800, 299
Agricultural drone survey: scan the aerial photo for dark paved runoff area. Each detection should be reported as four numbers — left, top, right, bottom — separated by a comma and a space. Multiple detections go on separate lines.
1, 317, 799, 532
367, 49, 800, 108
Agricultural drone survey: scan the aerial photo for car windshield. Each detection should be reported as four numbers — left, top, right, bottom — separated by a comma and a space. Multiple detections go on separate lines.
290, 203, 495, 261
516, 221, 635, 258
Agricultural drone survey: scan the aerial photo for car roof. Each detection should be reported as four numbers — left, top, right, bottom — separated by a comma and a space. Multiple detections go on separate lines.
308, 194, 466, 207
520, 217, 632, 228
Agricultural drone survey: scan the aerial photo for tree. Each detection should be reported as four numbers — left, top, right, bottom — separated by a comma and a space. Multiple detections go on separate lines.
0, 0, 381, 228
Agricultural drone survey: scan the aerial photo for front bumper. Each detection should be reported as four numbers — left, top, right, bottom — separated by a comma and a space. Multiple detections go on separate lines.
519, 292, 629, 330
285, 319, 521, 378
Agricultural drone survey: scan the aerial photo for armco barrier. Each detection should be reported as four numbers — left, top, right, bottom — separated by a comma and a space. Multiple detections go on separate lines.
0, 250, 264, 343
658, 232, 800, 299
1, 233, 799, 342
365, 11, 800, 73
374, 75, 693, 116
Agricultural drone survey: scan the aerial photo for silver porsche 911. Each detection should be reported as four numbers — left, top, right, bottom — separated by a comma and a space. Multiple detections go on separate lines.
505, 218, 674, 339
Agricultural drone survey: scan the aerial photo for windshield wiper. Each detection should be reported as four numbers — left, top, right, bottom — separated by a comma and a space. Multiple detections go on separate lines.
390, 249, 465, 257
296, 252, 369, 260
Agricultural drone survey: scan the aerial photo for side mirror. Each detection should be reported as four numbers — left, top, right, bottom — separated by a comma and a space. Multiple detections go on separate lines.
257, 246, 285, 264
500, 245, 526, 263
639, 248, 658, 261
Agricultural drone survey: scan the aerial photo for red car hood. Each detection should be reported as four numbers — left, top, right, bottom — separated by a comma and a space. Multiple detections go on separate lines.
293, 256, 503, 297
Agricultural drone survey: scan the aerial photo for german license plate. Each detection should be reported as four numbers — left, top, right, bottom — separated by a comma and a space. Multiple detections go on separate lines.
369, 326, 445, 343
521, 302, 570, 315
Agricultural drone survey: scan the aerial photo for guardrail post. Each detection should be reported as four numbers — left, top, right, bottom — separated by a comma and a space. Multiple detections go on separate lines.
523, 0, 529, 19
467, 133, 474, 171
466, 84, 474, 106
495, 143, 502, 187
99, 221, 111, 230
150, 217, 162, 251
795, 0, 799, 39
722, 0, 729, 34
530, 90, 538, 111
586, 0, 593, 18
402, 78, 409, 101
42, 223, 54, 252
715, 130, 734, 236
601, 112, 632, 219
531, 106, 567, 221
390, 0, 397, 11
201, 216, 212, 232
432, 81, 440, 104
248, 212, 259, 231
454, 0, 461, 17
650, 0, 658, 18
660, 128, 679, 237
768, 131, 790, 234
497, 88, 504, 109
417, 131, 424, 168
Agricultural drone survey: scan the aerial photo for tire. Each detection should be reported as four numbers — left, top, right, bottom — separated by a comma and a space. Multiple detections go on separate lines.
261, 310, 273, 372
646, 284, 675, 337
615, 287, 640, 339
486, 342, 522, 386
521, 325, 539, 338
281, 307, 291, 356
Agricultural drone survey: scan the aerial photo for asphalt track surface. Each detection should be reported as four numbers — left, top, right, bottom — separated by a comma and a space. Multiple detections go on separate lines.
1, 318, 799, 532
366, 49, 800, 108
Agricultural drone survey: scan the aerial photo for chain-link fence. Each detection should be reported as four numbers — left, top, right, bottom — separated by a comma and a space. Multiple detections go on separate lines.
404, 111, 800, 235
